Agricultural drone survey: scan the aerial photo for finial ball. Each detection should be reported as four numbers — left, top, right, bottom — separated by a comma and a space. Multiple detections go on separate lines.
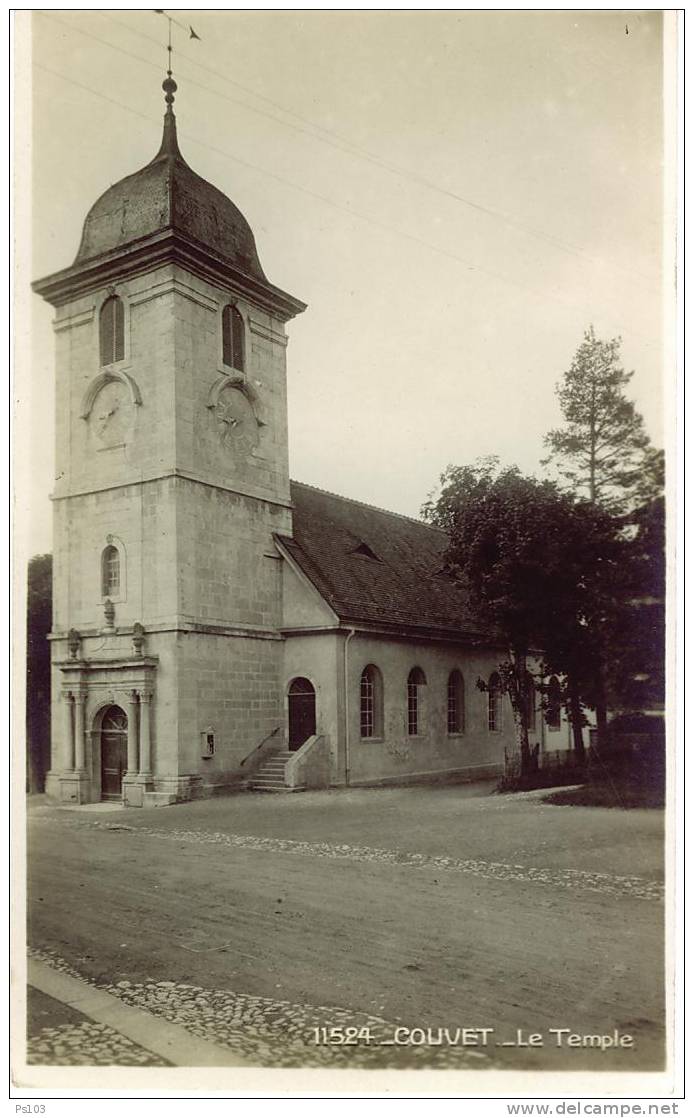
162, 75, 177, 106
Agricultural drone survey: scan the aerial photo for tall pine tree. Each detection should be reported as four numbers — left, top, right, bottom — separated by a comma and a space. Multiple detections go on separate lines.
544, 328, 664, 741
543, 326, 651, 513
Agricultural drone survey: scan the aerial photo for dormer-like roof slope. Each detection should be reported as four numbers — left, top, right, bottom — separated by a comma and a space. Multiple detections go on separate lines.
280, 481, 489, 640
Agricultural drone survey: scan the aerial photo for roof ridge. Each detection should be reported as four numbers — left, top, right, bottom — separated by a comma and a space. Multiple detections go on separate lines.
290, 479, 445, 533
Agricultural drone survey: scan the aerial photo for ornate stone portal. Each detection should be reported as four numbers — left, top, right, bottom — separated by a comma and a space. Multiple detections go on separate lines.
49, 653, 158, 807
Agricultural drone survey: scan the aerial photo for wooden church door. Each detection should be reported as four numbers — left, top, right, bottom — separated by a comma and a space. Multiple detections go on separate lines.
101, 705, 127, 799
288, 678, 316, 751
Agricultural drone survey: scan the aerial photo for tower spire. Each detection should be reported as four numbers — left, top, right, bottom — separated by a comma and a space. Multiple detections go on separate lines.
151, 17, 181, 162
151, 69, 182, 161
151, 8, 201, 161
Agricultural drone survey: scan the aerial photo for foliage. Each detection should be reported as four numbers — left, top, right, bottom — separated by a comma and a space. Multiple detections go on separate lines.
630, 446, 665, 511
543, 326, 652, 512
602, 491, 666, 712
423, 458, 628, 771
541, 326, 666, 727
423, 457, 575, 649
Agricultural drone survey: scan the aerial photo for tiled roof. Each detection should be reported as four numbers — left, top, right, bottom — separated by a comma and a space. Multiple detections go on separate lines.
278, 481, 489, 639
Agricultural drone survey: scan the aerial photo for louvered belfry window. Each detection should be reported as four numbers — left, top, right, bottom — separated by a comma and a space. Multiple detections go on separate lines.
99, 296, 125, 365
222, 304, 245, 371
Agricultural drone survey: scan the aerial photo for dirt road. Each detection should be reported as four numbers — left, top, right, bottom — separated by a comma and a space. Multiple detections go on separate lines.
26, 783, 665, 1071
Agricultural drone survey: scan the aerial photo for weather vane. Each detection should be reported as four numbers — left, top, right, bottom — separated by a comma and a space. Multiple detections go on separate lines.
154, 9, 201, 79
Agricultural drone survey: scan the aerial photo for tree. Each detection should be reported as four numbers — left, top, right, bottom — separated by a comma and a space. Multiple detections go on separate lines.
423, 459, 627, 773
535, 500, 629, 756
601, 469, 666, 715
27, 554, 53, 792
543, 326, 651, 513
630, 446, 665, 511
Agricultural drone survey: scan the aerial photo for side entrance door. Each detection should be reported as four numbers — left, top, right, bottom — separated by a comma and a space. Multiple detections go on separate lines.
288, 678, 316, 752
101, 705, 127, 800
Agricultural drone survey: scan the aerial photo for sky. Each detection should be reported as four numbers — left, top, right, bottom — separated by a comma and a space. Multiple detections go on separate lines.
22, 10, 669, 556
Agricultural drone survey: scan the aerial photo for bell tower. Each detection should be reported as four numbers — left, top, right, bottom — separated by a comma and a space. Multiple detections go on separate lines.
33, 74, 306, 805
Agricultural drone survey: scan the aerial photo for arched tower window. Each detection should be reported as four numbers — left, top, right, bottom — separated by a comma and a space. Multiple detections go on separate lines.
101, 545, 120, 598
447, 670, 465, 734
360, 665, 384, 739
407, 667, 427, 736
222, 304, 245, 371
99, 296, 125, 366
488, 671, 502, 732
546, 676, 561, 731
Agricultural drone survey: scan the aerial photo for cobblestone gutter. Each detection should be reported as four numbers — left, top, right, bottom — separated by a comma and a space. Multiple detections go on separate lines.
27, 948, 489, 1069
67, 821, 666, 902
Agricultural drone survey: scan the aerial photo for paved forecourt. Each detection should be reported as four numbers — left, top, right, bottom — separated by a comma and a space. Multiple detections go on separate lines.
26, 783, 665, 1071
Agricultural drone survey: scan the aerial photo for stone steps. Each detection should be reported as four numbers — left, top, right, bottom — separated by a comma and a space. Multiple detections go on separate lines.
249, 750, 293, 792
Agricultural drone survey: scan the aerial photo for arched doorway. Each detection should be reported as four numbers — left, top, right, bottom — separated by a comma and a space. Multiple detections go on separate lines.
100, 705, 127, 800
288, 678, 316, 751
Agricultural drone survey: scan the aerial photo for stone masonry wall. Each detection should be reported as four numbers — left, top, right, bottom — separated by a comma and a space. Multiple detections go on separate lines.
347, 635, 514, 785
174, 478, 288, 630
48, 257, 297, 798
176, 629, 285, 781
172, 269, 291, 507
52, 267, 177, 505
279, 630, 573, 787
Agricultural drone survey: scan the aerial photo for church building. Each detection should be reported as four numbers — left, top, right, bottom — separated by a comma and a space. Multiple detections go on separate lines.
33, 75, 572, 805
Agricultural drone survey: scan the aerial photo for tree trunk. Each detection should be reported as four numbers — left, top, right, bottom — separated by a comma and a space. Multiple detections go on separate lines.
595, 700, 608, 750
567, 677, 586, 763
593, 668, 608, 751
506, 650, 531, 776
589, 376, 597, 503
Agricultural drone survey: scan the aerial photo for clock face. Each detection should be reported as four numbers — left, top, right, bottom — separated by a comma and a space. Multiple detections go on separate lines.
215, 387, 258, 454
91, 380, 131, 447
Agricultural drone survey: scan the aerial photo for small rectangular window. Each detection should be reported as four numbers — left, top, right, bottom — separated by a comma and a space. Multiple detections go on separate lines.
447, 671, 465, 734
360, 673, 374, 738
448, 690, 457, 732
407, 682, 418, 736
487, 673, 503, 732
488, 688, 501, 732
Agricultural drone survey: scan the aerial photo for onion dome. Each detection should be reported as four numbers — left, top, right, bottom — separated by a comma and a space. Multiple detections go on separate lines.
74, 74, 267, 282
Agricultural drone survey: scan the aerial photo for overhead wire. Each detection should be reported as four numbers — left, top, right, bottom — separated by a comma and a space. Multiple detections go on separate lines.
33, 58, 658, 348
30, 62, 508, 285
37, 9, 659, 292
105, 10, 659, 283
